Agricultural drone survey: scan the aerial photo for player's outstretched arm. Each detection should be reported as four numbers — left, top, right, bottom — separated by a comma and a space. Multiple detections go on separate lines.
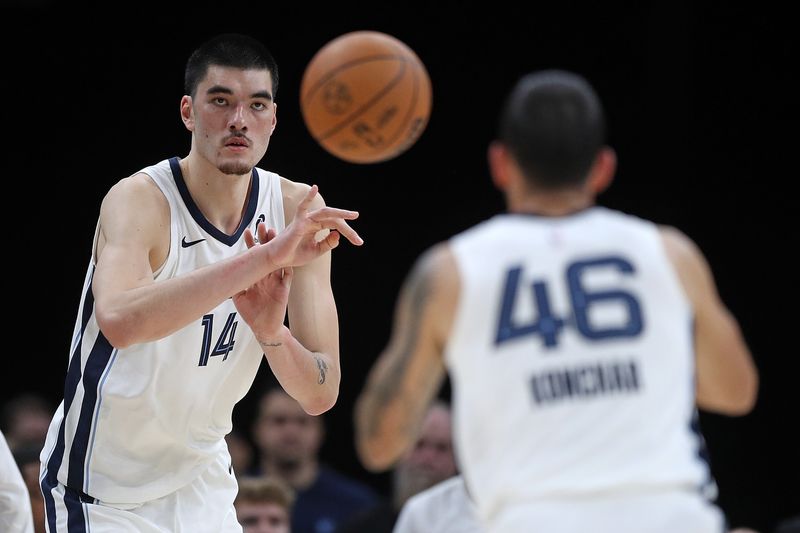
232, 183, 355, 415
93, 177, 361, 349
355, 243, 455, 471
247, 184, 345, 415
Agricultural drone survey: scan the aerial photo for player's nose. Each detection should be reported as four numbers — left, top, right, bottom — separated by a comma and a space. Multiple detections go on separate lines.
228, 103, 248, 131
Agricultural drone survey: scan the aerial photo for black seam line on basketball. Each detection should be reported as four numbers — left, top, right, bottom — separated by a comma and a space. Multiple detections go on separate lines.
181, 236, 206, 248
305, 57, 410, 141
301, 54, 411, 105
319, 59, 406, 141
377, 57, 426, 154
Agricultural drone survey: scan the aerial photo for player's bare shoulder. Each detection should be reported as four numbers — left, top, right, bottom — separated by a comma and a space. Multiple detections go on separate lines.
416, 242, 459, 292
658, 224, 714, 304
101, 172, 169, 220
97, 171, 171, 261
658, 225, 707, 273
411, 241, 460, 341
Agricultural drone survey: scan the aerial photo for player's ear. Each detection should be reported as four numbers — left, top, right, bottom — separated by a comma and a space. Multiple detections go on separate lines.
587, 146, 616, 195
488, 141, 510, 191
270, 103, 277, 134
180, 95, 195, 132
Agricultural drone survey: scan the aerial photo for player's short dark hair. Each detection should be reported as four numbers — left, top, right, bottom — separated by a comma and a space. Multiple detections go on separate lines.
184, 33, 279, 98
497, 69, 606, 189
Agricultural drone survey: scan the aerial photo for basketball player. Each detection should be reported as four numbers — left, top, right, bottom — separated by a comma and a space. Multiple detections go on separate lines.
354, 69, 758, 533
39, 33, 362, 532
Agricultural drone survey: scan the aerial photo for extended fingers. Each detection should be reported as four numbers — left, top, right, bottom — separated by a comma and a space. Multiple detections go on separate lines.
295, 184, 319, 217
310, 206, 360, 221
309, 214, 362, 246
331, 221, 363, 245
246, 225, 277, 248
262, 226, 277, 244
257, 222, 270, 244
244, 227, 256, 248
308, 207, 362, 245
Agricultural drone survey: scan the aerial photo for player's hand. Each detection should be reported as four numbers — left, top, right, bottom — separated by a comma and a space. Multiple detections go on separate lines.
233, 222, 293, 338
269, 185, 363, 269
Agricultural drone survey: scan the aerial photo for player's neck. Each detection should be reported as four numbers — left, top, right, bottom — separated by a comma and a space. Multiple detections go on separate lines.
508, 189, 595, 216
178, 156, 253, 235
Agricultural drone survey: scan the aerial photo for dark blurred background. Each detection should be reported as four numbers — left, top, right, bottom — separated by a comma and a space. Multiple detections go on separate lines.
3, 3, 794, 531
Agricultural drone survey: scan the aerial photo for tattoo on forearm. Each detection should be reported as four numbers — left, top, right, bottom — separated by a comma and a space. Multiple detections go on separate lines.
314, 354, 329, 384
259, 341, 282, 350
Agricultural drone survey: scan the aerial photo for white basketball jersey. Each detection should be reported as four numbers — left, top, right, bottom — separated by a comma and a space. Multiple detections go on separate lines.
40, 157, 285, 505
445, 208, 716, 526
393, 476, 482, 533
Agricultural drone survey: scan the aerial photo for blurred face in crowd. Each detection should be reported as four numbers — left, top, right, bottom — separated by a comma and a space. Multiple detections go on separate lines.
237, 500, 290, 533
3, 394, 52, 449
393, 403, 457, 504
226, 430, 254, 476
253, 389, 323, 468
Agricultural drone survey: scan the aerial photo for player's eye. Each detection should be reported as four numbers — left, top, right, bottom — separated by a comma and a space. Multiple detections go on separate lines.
268, 415, 288, 425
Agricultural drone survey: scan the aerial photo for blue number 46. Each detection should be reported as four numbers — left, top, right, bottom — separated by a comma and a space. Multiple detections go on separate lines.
495, 256, 644, 348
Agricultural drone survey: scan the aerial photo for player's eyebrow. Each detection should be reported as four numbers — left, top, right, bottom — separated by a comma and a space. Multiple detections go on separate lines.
205, 86, 273, 101
251, 90, 273, 101
206, 85, 233, 95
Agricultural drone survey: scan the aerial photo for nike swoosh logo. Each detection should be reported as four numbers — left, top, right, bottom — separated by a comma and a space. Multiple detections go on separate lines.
181, 236, 206, 248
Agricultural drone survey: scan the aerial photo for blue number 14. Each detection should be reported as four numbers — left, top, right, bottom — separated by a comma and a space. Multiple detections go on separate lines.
198, 312, 238, 366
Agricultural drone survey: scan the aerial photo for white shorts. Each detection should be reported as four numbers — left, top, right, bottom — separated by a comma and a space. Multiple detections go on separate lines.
487, 489, 726, 533
43, 452, 241, 533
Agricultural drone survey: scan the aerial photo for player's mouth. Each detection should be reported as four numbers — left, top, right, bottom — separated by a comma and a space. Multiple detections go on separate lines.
224, 136, 250, 151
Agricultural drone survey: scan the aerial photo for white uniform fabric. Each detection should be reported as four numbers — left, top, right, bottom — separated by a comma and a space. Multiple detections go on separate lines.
393, 475, 482, 533
0, 430, 34, 533
41, 450, 241, 533
39, 157, 285, 531
444, 209, 723, 533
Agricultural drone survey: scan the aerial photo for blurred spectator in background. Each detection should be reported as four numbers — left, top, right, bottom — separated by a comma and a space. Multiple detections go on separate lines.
235, 475, 295, 533
1, 393, 52, 452
248, 382, 379, 533
227, 428, 256, 478
337, 400, 458, 533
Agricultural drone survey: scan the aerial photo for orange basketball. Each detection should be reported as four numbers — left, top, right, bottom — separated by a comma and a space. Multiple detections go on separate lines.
300, 31, 432, 164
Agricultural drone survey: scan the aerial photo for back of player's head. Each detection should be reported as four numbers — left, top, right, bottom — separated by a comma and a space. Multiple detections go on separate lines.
497, 69, 605, 189
184, 33, 279, 98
